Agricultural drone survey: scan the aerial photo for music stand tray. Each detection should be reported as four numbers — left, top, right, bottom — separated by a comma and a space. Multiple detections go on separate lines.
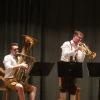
87, 62, 100, 77
57, 61, 83, 78
30, 62, 54, 76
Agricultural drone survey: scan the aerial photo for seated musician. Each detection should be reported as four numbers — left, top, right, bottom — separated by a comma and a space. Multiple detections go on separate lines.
3, 43, 37, 100
59, 31, 86, 100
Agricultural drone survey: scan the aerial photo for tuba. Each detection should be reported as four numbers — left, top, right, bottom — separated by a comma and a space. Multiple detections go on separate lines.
14, 35, 38, 84
79, 42, 96, 59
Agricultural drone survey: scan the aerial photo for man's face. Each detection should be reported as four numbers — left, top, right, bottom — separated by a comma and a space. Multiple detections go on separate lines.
11, 45, 19, 56
73, 34, 83, 44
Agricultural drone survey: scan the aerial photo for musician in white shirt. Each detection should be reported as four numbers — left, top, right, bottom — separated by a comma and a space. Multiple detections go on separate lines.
3, 43, 37, 100
59, 31, 86, 100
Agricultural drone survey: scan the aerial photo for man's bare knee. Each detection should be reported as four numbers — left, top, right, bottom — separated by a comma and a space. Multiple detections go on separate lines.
15, 83, 24, 91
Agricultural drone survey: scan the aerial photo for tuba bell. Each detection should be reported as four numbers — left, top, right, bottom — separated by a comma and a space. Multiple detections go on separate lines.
79, 42, 96, 59
14, 35, 38, 84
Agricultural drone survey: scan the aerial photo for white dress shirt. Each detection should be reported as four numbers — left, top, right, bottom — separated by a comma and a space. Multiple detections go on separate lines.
60, 40, 86, 62
3, 54, 18, 78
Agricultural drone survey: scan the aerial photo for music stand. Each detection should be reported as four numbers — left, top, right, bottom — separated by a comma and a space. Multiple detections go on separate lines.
30, 62, 54, 100
57, 61, 83, 78
87, 62, 100, 100
57, 61, 83, 100
30, 62, 54, 76
87, 62, 100, 77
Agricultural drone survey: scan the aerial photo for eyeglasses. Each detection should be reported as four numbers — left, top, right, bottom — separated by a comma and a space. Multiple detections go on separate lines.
12, 48, 18, 51
77, 35, 83, 40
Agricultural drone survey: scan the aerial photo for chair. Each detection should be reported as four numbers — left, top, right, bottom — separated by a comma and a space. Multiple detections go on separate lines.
0, 79, 9, 100
0, 85, 9, 100
0, 67, 9, 100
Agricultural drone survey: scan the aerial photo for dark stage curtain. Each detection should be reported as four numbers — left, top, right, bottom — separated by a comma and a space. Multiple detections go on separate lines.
0, 0, 100, 100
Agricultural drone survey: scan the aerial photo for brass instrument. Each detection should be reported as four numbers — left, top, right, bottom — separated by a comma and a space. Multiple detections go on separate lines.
15, 35, 38, 84
17, 53, 36, 61
79, 42, 96, 59
0, 67, 5, 81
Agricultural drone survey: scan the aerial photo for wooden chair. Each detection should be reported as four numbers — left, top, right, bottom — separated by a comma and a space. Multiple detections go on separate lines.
0, 85, 9, 100
0, 79, 9, 100
0, 67, 9, 100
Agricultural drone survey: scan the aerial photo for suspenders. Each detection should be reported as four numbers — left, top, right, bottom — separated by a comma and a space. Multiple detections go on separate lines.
69, 41, 77, 62
69, 41, 73, 62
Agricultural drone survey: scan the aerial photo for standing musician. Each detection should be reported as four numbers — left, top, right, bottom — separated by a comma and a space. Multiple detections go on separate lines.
3, 43, 37, 100
59, 31, 96, 100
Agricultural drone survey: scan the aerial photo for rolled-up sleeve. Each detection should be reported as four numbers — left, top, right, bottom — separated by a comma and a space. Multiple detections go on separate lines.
61, 42, 75, 57
3, 56, 13, 69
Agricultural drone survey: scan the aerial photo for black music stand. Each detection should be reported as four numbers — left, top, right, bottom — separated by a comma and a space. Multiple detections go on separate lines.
57, 61, 83, 78
57, 61, 83, 100
30, 62, 54, 76
87, 62, 100, 100
87, 62, 100, 77
30, 62, 54, 100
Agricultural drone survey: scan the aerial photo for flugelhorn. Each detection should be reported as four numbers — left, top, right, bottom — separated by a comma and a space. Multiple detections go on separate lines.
79, 42, 96, 59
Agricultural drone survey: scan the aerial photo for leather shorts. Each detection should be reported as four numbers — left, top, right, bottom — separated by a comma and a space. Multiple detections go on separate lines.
60, 77, 77, 95
4, 78, 29, 91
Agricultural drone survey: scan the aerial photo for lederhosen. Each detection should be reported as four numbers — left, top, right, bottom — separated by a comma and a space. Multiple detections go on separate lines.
60, 41, 77, 95
4, 78, 29, 91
